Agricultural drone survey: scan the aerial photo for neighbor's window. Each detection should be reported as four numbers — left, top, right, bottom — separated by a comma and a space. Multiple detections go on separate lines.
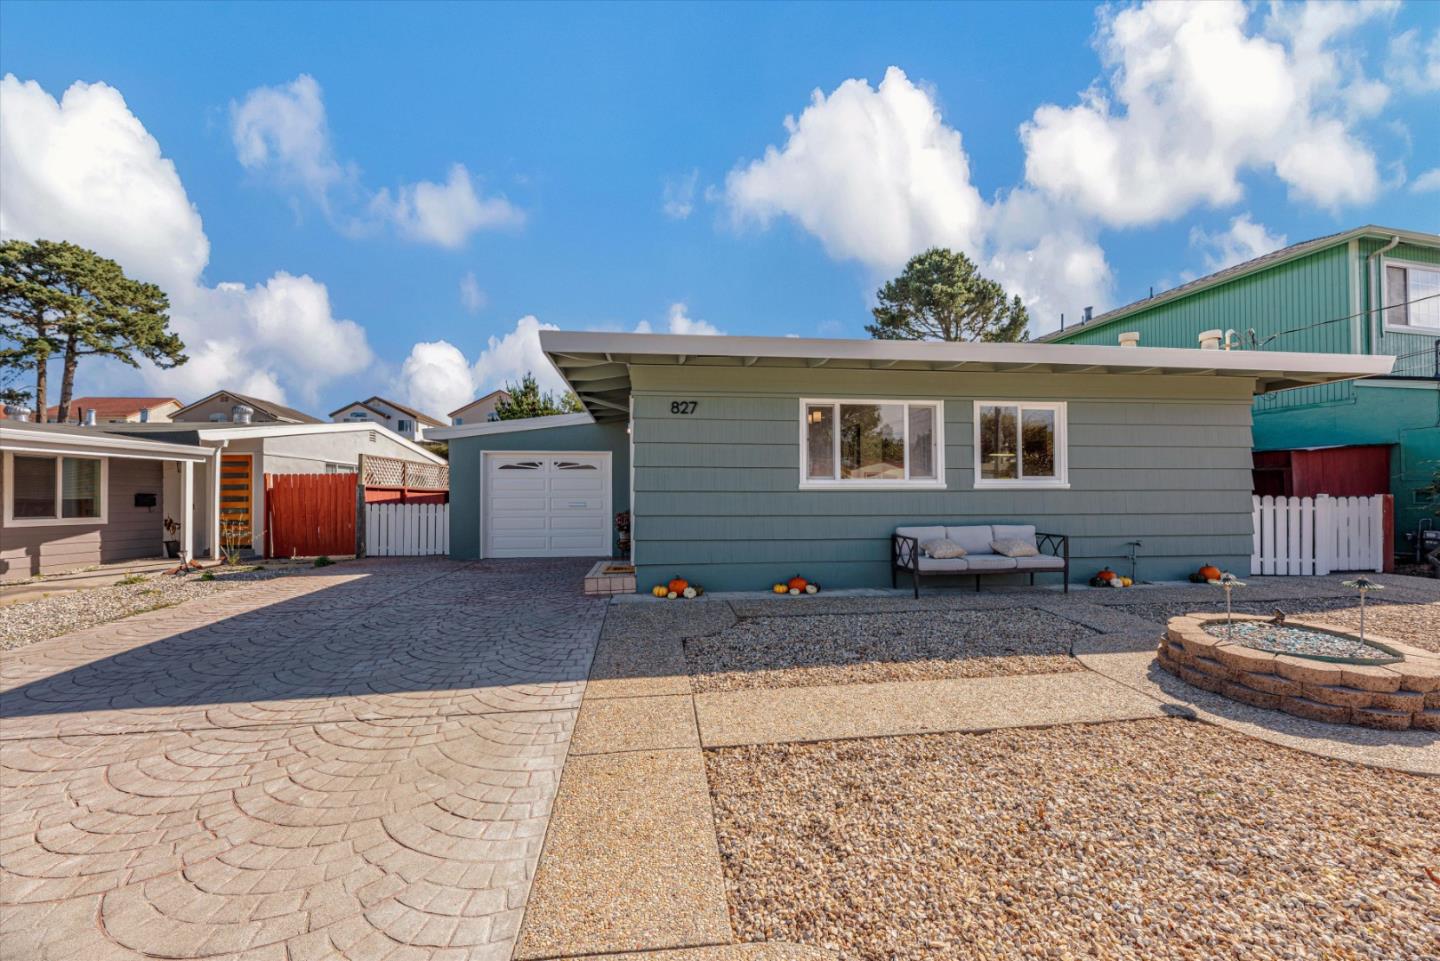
802, 400, 943, 486
5, 454, 105, 523
1385, 262, 1440, 330
398, 419, 413, 433
974, 402, 1067, 487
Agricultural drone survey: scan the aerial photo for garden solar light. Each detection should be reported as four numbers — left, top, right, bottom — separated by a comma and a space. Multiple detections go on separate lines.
1342, 577, 1383, 642
1215, 572, 1245, 639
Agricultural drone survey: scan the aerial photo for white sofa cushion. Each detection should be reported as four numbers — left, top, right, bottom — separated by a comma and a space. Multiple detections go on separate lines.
1013, 555, 1066, 571
917, 556, 970, 572
896, 526, 946, 546
945, 525, 995, 556
962, 555, 1019, 571
992, 524, 1037, 547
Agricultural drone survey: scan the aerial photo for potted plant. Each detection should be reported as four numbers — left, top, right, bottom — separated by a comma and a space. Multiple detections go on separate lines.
615, 510, 631, 558
163, 517, 181, 558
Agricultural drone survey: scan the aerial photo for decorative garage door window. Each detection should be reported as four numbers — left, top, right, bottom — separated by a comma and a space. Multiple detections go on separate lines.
800, 399, 944, 489
973, 401, 1069, 489
484, 454, 610, 557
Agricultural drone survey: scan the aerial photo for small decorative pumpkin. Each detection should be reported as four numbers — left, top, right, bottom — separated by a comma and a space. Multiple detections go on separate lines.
1198, 564, 1222, 581
1097, 569, 1116, 582
652, 584, 668, 598
789, 587, 800, 595
682, 586, 697, 599
1121, 576, 1133, 587
787, 575, 808, 592
773, 583, 788, 594
805, 583, 819, 594
668, 576, 689, 595
666, 591, 678, 599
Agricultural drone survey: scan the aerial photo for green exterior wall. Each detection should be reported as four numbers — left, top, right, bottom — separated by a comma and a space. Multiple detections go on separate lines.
631, 365, 1257, 592
446, 420, 630, 560
1048, 233, 1440, 549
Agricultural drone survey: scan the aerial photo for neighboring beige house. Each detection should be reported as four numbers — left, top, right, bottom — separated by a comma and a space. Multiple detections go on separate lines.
448, 390, 510, 426
329, 396, 445, 441
42, 397, 181, 425
171, 390, 321, 425
1, 422, 217, 577
109, 421, 445, 556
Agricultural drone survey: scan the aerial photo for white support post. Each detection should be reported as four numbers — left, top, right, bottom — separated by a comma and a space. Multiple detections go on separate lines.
209, 450, 222, 559
180, 459, 195, 562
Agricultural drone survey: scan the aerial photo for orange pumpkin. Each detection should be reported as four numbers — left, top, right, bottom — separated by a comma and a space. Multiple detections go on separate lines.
668, 576, 689, 595
787, 575, 808, 591
1198, 565, 1222, 581
1096, 569, 1117, 582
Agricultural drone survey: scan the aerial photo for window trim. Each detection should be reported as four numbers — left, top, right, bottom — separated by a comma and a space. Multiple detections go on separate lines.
2, 451, 110, 526
1381, 257, 1440, 337
798, 398, 946, 490
972, 400, 1069, 490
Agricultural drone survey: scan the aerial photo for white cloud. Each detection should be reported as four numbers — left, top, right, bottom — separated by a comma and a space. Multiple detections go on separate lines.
726, 66, 985, 271
1021, 1, 1384, 221
230, 74, 349, 205
662, 169, 699, 219
1189, 215, 1287, 273
1387, 27, 1440, 92
633, 302, 724, 336
396, 315, 566, 418
232, 75, 521, 247
370, 163, 523, 248
1412, 167, 1440, 194
459, 270, 487, 313
0, 74, 371, 407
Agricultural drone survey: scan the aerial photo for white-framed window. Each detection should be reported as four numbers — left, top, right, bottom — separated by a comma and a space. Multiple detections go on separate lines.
397, 419, 413, 433
1384, 260, 1440, 333
973, 401, 1068, 489
799, 399, 945, 489
2, 452, 109, 526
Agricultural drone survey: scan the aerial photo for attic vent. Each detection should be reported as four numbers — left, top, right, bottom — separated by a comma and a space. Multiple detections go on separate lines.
231, 404, 254, 424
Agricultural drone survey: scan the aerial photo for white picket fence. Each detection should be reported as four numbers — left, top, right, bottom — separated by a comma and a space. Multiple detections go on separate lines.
365, 502, 449, 557
1250, 494, 1383, 576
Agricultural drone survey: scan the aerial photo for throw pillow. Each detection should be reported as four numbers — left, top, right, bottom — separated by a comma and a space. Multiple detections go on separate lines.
990, 538, 1039, 558
921, 538, 967, 559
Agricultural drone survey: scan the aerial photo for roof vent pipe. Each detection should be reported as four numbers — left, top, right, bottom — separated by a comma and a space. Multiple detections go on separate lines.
1118, 332, 1140, 348
84, 408, 97, 426
1083, 306, 1093, 323
139, 408, 149, 423
1198, 329, 1223, 350
231, 404, 253, 424
3, 405, 32, 422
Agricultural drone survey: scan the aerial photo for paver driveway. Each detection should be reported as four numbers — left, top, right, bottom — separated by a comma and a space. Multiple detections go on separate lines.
0, 558, 604, 961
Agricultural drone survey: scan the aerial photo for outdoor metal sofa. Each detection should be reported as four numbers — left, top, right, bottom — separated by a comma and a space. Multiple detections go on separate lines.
891, 524, 1069, 597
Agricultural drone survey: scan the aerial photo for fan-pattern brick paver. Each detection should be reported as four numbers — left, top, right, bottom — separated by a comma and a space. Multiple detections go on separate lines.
0, 557, 602, 961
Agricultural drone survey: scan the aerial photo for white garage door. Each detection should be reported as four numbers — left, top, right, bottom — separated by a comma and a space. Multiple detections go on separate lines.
484, 453, 612, 557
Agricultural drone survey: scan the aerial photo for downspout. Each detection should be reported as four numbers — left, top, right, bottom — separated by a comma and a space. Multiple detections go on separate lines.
1365, 235, 1401, 354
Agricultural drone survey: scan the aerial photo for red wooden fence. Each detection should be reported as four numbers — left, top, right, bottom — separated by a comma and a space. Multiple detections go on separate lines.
264, 473, 356, 559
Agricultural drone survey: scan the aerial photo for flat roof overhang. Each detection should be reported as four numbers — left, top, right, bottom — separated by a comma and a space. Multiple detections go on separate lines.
0, 425, 214, 462
539, 331, 1397, 422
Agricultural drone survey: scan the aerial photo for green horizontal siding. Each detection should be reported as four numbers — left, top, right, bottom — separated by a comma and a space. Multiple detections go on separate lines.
631, 366, 1255, 591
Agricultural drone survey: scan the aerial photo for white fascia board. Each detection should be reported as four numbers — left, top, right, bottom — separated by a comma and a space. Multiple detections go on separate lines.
425, 412, 595, 440
538, 330, 1396, 381
0, 429, 212, 462
166, 422, 444, 463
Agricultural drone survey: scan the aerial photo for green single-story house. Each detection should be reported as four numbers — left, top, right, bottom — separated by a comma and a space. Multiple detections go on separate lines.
426, 332, 1389, 592
1041, 225, 1439, 556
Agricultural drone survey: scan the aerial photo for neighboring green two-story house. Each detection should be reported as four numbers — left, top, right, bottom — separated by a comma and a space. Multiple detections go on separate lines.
1042, 226, 1439, 556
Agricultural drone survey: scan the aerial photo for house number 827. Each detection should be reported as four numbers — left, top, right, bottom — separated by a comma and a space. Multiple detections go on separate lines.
670, 400, 699, 415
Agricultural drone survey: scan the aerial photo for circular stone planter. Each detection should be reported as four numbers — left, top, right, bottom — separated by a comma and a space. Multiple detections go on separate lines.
1158, 614, 1440, 731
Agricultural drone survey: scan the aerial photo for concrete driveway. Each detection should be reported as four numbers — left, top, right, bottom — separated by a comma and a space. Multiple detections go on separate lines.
0, 558, 604, 961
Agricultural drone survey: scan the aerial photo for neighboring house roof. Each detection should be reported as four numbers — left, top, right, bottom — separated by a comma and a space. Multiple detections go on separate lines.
171, 390, 322, 424
42, 397, 179, 422
329, 400, 391, 420
535, 330, 1396, 422
0, 420, 212, 461
330, 395, 445, 427
105, 421, 447, 464
1039, 225, 1440, 343
447, 389, 510, 418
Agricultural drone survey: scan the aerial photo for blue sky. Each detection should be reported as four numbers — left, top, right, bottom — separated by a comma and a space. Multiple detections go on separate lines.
1, 0, 1437, 418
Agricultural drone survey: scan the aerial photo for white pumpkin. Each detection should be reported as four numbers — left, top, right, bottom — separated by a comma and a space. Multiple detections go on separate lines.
666, 591, 677, 599
683, 586, 697, 599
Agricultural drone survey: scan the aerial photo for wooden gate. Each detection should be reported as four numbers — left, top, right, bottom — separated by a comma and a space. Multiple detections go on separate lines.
265, 473, 356, 559
220, 454, 254, 548
1250, 494, 1387, 576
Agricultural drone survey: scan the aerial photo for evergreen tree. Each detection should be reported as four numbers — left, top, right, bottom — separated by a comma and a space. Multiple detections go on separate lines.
494, 372, 585, 420
867, 248, 1029, 343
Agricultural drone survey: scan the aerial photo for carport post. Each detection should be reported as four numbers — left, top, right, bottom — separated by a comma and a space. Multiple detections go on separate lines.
180, 459, 195, 561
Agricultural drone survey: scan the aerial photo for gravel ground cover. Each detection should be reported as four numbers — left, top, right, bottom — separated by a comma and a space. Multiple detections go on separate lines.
0, 567, 298, 651
1121, 598, 1440, 653
684, 609, 1088, 693
706, 718, 1440, 961
1201, 620, 1400, 661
